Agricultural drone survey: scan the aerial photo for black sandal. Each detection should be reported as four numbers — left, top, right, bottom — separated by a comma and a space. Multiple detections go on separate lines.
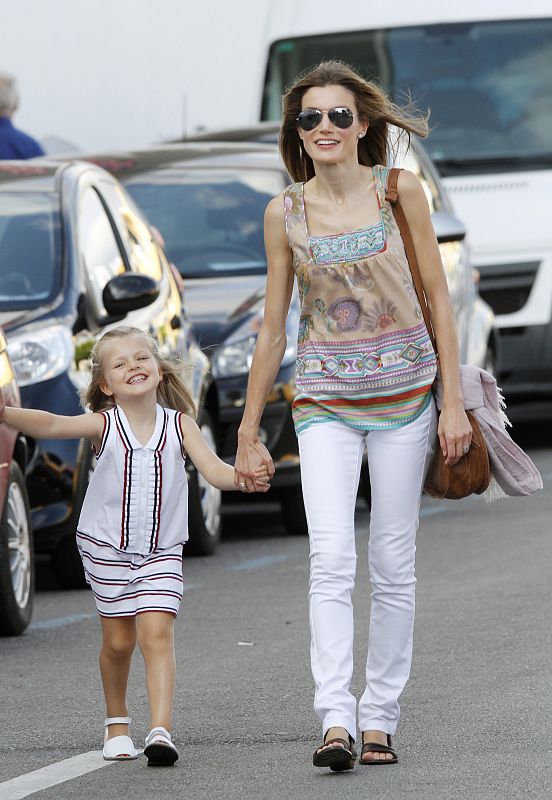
313, 735, 357, 772
359, 734, 398, 765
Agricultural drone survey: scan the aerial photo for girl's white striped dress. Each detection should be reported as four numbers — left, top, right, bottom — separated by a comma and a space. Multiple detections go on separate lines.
76, 404, 189, 617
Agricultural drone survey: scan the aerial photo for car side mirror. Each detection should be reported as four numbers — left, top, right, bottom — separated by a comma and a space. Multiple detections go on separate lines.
102, 273, 159, 316
431, 211, 466, 244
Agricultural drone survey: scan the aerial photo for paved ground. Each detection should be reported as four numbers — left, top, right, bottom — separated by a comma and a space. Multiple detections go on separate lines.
1, 419, 551, 799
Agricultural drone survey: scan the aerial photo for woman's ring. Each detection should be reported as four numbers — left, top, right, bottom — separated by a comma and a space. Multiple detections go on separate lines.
462, 444, 470, 455
239, 481, 246, 488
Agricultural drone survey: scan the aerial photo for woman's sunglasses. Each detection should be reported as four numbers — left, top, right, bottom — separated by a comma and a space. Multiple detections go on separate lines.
296, 107, 358, 131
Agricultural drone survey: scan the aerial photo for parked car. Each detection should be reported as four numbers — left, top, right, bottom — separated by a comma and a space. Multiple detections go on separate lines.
79, 138, 496, 532
0, 160, 213, 590
0, 327, 33, 635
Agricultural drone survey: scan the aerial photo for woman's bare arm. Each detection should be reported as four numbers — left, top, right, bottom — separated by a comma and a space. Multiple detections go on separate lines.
398, 169, 471, 465
235, 195, 295, 490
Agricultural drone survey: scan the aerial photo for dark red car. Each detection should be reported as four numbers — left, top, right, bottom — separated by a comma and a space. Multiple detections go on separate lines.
0, 328, 33, 635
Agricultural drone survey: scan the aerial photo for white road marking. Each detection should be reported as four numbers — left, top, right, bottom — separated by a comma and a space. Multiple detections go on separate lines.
0, 751, 117, 800
29, 613, 96, 630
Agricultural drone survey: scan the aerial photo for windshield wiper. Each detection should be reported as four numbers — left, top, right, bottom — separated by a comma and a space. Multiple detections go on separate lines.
434, 154, 552, 175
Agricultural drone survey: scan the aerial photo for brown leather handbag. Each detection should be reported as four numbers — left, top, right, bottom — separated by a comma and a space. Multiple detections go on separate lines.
386, 168, 491, 500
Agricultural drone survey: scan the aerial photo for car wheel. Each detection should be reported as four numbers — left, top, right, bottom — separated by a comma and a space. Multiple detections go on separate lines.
280, 484, 309, 536
0, 462, 34, 636
186, 411, 222, 556
51, 445, 94, 590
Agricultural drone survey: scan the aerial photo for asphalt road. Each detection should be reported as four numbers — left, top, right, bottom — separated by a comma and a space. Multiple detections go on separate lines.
1, 419, 551, 800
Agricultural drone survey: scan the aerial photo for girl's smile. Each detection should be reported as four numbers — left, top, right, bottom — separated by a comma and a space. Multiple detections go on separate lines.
100, 333, 162, 401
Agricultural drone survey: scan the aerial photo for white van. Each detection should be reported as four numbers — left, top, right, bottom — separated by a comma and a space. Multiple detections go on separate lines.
259, 2, 552, 399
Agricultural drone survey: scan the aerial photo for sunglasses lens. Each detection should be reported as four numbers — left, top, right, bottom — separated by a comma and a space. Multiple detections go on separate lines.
297, 109, 323, 131
328, 107, 354, 128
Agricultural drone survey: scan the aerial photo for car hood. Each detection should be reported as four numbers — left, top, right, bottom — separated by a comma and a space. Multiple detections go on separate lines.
443, 169, 552, 256
184, 275, 266, 348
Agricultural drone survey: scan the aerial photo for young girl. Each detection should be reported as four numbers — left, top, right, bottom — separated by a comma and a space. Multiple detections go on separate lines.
0, 325, 269, 766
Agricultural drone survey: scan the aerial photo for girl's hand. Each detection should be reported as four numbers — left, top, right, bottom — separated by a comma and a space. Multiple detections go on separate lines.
235, 434, 275, 493
253, 465, 271, 493
438, 403, 472, 466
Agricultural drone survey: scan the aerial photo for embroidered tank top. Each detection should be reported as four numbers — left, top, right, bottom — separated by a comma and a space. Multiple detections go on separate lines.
78, 404, 189, 554
284, 165, 437, 434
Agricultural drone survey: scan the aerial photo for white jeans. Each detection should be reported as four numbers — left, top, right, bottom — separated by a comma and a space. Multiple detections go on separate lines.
298, 401, 437, 740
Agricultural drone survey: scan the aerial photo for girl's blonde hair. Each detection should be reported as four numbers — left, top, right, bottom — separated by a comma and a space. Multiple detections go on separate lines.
280, 60, 430, 182
84, 326, 196, 417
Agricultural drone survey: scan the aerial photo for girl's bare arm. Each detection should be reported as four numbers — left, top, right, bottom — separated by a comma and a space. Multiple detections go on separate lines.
398, 169, 472, 465
0, 390, 105, 450
180, 415, 270, 492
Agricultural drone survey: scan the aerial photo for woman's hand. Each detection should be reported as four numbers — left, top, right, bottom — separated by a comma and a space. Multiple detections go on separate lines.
234, 432, 275, 492
438, 402, 472, 465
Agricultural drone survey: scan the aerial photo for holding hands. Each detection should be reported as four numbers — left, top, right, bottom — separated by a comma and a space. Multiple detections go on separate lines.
234, 435, 275, 493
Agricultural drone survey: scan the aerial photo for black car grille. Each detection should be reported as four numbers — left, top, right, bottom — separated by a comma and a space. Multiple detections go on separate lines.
478, 261, 540, 315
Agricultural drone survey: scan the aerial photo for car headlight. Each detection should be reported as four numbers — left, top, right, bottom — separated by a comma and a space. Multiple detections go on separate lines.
7, 323, 74, 387
212, 294, 301, 379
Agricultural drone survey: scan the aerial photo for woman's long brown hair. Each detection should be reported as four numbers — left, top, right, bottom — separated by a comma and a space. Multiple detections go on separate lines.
280, 60, 430, 182
84, 326, 196, 417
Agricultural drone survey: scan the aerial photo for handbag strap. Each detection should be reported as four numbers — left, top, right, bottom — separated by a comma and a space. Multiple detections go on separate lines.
385, 167, 437, 353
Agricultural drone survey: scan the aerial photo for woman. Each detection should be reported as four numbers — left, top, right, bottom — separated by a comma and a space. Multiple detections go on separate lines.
234, 61, 471, 769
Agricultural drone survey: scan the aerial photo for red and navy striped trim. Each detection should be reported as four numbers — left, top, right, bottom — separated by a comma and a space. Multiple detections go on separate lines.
175, 412, 187, 459
149, 409, 169, 553
93, 411, 110, 459
114, 407, 133, 550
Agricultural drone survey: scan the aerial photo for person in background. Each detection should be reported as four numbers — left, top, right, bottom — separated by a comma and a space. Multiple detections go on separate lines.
0, 74, 45, 159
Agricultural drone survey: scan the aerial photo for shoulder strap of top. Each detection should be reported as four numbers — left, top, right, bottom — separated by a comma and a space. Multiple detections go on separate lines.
94, 409, 112, 459
282, 182, 310, 252
385, 167, 436, 351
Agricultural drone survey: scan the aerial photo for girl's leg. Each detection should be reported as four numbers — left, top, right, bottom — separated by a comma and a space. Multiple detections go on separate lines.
99, 616, 137, 740
359, 401, 436, 753
298, 421, 365, 743
137, 611, 176, 731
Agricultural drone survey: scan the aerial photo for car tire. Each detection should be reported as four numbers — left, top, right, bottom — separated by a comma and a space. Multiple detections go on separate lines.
0, 462, 34, 636
186, 411, 221, 556
51, 444, 93, 590
280, 484, 309, 536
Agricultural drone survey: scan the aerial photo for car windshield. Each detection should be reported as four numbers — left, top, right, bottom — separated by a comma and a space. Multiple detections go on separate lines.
0, 192, 62, 310
124, 168, 284, 278
263, 18, 552, 174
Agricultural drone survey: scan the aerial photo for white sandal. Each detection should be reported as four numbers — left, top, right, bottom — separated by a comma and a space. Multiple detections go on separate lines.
144, 726, 179, 766
102, 716, 139, 761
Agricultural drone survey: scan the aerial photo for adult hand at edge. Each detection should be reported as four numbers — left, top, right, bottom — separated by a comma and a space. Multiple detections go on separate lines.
438, 403, 472, 466
234, 434, 275, 493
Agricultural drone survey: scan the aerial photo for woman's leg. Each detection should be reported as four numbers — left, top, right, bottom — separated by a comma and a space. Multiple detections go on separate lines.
99, 616, 137, 740
137, 611, 176, 732
359, 401, 436, 755
299, 421, 365, 743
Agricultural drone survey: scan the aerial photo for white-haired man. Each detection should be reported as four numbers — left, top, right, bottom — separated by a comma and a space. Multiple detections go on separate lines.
0, 74, 44, 159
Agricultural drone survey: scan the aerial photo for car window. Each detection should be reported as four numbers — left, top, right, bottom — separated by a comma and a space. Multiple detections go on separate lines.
124, 168, 286, 278
78, 186, 125, 320
97, 180, 164, 282
0, 192, 61, 310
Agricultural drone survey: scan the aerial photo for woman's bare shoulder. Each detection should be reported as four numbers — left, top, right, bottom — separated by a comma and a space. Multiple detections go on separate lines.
265, 193, 285, 222
397, 168, 425, 201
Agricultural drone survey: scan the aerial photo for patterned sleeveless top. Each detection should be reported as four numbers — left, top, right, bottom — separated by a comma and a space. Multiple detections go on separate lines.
284, 165, 437, 434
